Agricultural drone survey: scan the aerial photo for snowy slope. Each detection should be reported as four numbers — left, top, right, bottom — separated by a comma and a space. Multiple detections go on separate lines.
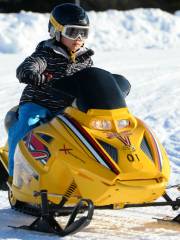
0, 189, 180, 240
0, 8, 180, 239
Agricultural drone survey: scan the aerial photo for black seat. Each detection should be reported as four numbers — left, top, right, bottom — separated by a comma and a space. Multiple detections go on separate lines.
4, 106, 19, 131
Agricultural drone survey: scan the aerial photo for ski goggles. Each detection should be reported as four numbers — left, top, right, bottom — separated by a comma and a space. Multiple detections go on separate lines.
61, 25, 89, 40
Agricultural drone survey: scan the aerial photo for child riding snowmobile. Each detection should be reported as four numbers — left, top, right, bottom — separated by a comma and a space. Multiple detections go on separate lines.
8, 3, 94, 178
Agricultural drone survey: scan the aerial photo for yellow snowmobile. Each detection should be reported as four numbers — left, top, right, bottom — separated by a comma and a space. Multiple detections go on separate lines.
0, 67, 179, 236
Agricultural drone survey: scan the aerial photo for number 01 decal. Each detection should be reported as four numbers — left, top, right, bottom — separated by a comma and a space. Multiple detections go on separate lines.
127, 154, 140, 162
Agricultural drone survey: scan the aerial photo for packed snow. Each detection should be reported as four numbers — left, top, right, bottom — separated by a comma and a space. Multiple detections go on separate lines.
0, 8, 180, 239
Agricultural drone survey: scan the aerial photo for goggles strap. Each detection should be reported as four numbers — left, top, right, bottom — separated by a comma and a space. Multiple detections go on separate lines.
50, 15, 64, 32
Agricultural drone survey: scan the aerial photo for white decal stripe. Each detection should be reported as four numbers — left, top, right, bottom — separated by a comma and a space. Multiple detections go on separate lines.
58, 115, 110, 169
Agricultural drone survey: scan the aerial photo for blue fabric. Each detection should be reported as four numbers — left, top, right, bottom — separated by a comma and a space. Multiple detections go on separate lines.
8, 103, 53, 176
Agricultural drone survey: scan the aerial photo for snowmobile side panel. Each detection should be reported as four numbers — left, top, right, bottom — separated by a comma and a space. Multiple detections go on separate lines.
0, 146, 9, 190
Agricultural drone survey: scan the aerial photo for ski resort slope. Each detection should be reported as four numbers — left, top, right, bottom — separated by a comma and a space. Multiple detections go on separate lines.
0, 8, 180, 239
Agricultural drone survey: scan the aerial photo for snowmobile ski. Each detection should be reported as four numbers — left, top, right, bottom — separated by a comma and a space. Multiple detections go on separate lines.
166, 184, 180, 191
9, 190, 94, 236
153, 214, 180, 224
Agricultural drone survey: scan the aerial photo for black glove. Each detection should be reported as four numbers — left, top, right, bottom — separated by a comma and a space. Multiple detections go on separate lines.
27, 72, 49, 86
20, 71, 53, 86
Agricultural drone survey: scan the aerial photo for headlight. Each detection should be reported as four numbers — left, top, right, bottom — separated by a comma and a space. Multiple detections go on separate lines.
91, 119, 112, 130
117, 119, 130, 129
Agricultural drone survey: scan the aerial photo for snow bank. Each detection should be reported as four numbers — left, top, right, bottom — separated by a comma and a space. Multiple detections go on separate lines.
1, 8, 180, 54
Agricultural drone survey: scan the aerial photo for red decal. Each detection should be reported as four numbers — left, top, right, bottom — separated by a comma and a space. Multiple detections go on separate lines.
24, 133, 50, 164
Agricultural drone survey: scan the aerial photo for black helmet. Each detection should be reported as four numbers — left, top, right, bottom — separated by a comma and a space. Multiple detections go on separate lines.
48, 3, 89, 40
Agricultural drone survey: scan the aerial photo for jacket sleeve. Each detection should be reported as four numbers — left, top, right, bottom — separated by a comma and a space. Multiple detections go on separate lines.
87, 57, 93, 67
84, 49, 94, 67
16, 46, 48, 84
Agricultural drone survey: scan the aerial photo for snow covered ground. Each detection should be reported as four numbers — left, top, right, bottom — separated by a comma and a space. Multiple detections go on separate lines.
0, 8, 180, 239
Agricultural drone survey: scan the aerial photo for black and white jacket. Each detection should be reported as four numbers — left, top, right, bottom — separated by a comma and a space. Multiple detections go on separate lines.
16, 39, 94, 113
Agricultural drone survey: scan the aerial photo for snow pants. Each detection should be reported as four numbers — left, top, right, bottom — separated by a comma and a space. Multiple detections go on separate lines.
8, 103, 53, 176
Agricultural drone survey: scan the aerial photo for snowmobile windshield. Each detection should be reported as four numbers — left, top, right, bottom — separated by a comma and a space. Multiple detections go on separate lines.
50, 67, 128, 112
75, 67, 127, 112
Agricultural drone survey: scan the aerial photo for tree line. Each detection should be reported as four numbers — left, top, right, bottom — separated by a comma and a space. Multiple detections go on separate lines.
0, 0, 179, 13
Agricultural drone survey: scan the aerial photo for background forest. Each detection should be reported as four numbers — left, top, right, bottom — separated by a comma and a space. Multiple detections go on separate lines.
0, 0, 180, 13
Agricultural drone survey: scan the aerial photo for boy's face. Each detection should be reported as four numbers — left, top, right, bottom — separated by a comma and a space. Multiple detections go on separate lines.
61, 36, 85, 52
